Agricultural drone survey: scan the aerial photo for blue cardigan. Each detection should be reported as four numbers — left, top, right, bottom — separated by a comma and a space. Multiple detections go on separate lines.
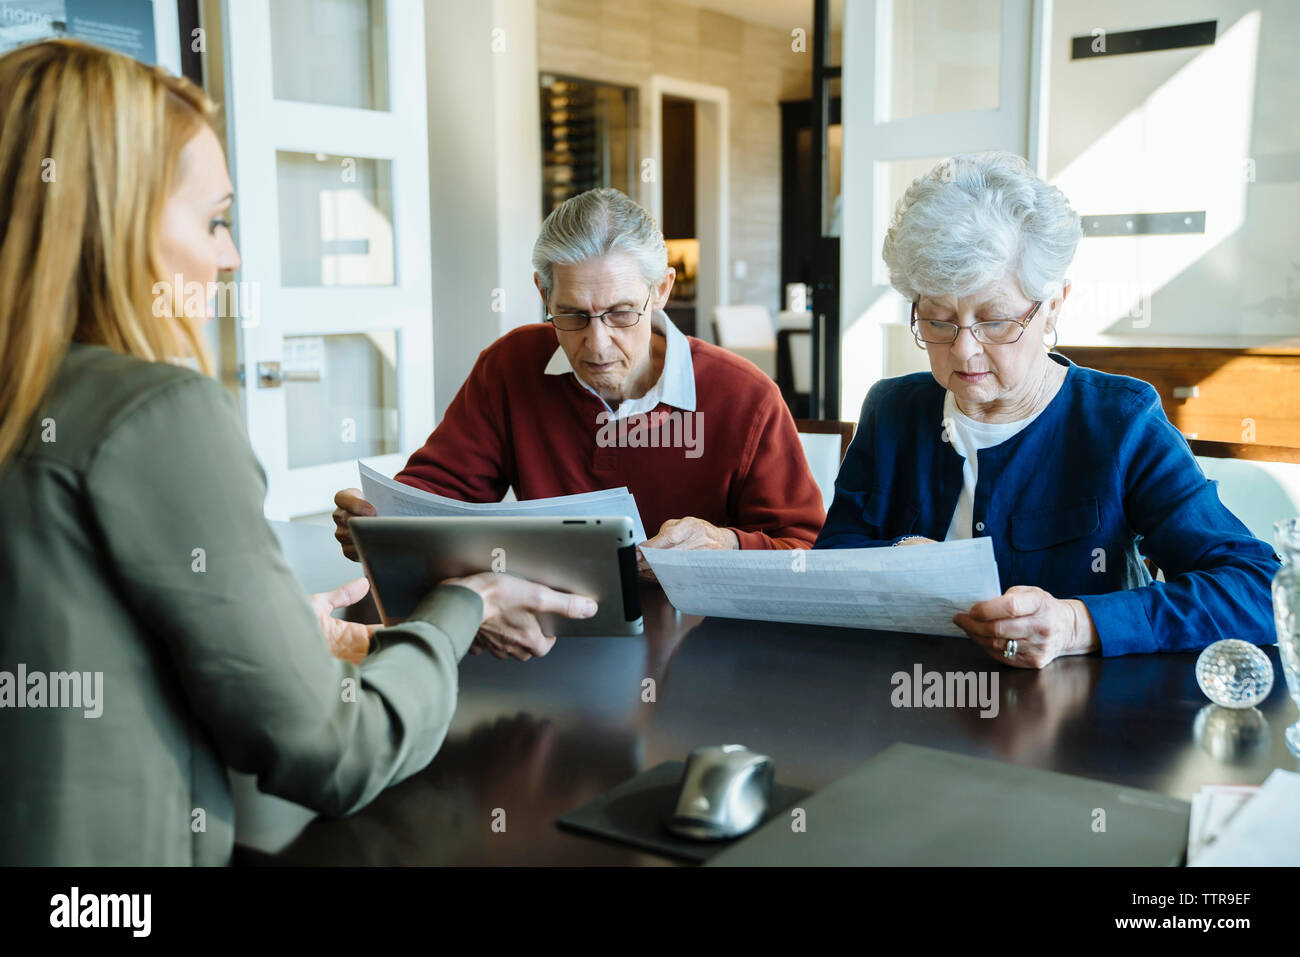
815, 353, 1282, 656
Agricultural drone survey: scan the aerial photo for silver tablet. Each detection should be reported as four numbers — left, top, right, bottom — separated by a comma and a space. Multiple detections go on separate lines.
349, 515, 643, 637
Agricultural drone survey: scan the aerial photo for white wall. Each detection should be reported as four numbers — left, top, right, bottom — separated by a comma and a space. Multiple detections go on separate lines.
425, 0, 543, 420
1048, 0, 1300, 343
838, 0, 1298, 417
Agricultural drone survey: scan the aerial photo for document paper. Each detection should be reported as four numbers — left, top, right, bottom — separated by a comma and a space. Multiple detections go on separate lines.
358, 462, 647, 542
641, 537, 1002, 637
1186, 784, 1258, 865
1190, 769, 1300, 866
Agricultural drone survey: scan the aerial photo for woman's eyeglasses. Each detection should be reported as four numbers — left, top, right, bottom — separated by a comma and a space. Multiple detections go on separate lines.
911, 299, 1043, 347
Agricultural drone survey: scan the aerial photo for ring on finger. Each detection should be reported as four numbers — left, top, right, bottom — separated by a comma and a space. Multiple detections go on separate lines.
1002, 638, 1018, 659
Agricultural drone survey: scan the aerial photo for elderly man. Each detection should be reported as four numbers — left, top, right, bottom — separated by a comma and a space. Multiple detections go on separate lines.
335, 187, 824, 602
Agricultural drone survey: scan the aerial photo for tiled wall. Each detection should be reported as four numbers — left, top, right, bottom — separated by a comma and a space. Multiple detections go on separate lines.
537, 0, 811, 313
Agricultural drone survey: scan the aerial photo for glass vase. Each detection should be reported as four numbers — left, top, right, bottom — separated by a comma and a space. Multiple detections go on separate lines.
1273, 518, 1300, 756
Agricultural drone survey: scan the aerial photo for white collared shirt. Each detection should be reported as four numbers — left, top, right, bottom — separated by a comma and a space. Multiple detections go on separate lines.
543, 310, 697, 418
942, 390, 1046, 541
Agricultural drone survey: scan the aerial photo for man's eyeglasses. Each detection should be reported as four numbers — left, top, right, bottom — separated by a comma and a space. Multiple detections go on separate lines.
910, 299, 1043, 347
546, 292, 652, 332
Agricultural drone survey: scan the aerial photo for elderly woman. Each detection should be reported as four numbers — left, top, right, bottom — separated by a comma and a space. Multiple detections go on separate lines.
816, 151, 1280, 669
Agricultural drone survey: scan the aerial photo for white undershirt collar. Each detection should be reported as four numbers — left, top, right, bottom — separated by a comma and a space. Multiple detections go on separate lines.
543, 310, 697, 418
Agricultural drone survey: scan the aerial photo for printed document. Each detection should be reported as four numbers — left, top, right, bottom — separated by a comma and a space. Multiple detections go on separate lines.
358, 462, 647, 542
1191, 769, 1300, 866
641, 537, 1002, 637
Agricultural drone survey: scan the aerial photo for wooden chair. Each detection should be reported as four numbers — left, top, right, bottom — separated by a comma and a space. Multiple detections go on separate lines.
794, 419, 855, 459
1186, 439, 1300, 466
794, 419, 856, 512
713, 305, 777, 379
777, 328, 811, 418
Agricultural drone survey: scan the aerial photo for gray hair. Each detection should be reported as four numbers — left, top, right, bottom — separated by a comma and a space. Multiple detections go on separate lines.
531, 187, 668, 297
882, 151, 1081, 303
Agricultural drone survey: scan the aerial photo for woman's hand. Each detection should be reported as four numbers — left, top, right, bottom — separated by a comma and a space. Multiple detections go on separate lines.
952, 585, 1100, 669
446, 572, 597, 661
310, 577, 381, 665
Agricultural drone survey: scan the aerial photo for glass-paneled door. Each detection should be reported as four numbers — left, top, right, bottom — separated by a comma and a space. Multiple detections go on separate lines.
219, 0, 433, 519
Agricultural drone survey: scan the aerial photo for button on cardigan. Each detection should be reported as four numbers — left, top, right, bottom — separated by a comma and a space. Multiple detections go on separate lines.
815, 353, 1282, 656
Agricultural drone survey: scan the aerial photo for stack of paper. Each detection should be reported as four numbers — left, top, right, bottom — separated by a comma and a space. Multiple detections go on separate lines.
1189, 769, 1300, 866
357, 462, 647, 542
1186, 785, 1258, 864
641, 537, 1002, 637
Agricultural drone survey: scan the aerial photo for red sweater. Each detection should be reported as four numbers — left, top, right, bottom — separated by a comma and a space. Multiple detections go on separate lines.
396, 324, 825, 549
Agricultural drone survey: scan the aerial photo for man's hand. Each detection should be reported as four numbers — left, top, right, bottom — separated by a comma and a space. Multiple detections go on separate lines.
952, 585, 1101, 669
446, 572, 597, 662
311, 577, 381, 665
332, 487, 376, 561
636, 516, 740, 580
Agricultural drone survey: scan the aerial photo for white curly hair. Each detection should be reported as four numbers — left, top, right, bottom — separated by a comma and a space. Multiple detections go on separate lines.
882, 151, 1082, 303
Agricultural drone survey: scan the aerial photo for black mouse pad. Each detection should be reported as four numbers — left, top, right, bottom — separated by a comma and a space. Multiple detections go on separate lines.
556, 760, 812, 863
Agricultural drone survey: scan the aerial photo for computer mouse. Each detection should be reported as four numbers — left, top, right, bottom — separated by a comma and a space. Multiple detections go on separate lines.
664, 744, 774, 841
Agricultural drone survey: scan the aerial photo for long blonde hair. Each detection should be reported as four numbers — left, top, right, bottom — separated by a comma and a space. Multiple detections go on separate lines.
0, 38, 217, 470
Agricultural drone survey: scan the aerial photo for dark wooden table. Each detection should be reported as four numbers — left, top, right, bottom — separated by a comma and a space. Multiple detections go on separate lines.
235, 586, 1298, 865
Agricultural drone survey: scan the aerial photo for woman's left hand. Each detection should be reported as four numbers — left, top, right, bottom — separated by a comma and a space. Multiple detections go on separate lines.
953, 585, 1100, 669
311, 577, 382, 665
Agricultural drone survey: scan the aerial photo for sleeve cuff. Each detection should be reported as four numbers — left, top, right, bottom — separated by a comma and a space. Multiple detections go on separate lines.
813, 535, 898, 549
400, 583, 484, 659
731, 528, 773, 550
1076, 589, 1157, 658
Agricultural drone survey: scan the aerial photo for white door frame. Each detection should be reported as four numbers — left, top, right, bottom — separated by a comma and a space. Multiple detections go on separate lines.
1027, 0, 1053, 177
220, 0, 434, 520
647, 76, 730, 342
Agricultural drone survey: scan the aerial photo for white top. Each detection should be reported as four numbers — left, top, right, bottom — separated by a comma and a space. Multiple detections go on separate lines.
542, 310, 697, 418
942, 391, 1046, 541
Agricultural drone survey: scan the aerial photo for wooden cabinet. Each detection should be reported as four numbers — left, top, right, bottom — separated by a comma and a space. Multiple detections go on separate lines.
1058, 343, 1300, 451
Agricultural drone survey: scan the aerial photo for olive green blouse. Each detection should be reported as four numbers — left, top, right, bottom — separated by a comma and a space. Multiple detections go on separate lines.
0, 343, 481, 865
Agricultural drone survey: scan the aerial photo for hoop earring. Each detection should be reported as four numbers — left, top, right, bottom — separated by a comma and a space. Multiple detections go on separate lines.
1046, 326, 1059, 351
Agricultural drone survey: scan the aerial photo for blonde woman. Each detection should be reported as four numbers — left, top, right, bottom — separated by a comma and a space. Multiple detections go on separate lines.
0, 39, 595, 865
